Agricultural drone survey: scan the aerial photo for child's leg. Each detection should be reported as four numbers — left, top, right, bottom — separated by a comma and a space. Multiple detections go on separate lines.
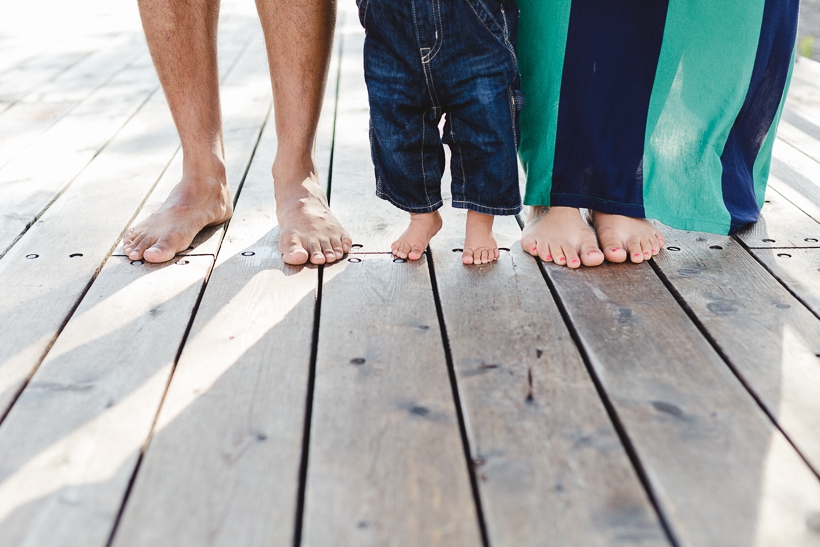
360, 0, 446, 261
463, 210, 499, 265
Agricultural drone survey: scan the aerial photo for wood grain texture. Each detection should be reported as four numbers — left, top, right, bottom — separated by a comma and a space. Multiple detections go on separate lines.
0, 34, 147, 171
0, 255, 212, 547
431, 208, 668, 546
111, 23, 340, 547
737, 186, 820, 248
0, 54, 158, 257
543, 258, 820, 547
301, 16, 481, 545
0, 8, 262, 420
303, 253, 482, 547
751, 248, 820, 318
770, 139, 820, 225
779, 58, 820, 164
656, 228, 820, 474
0, 35, 111, 103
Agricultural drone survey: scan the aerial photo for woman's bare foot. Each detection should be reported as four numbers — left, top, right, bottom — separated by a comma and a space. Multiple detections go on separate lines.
123, 160, 233, 264
521, 206, 604, 268
274, 162, 352, 265
463, 210, 499, 265
590, 211, 664, 264
392, 210, 442, 260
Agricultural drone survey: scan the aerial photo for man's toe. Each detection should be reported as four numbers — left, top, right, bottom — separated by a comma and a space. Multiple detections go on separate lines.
143, 241, 178, 264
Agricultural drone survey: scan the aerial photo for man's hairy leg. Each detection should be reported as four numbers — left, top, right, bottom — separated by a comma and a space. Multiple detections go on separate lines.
256, 0, 351, 265
123, 0, 232, 263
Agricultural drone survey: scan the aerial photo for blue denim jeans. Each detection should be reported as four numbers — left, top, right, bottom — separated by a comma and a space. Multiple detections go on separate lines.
358, 0, 524, 216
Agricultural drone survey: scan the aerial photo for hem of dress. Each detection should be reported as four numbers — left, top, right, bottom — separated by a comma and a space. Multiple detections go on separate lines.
523, 193, 738, 235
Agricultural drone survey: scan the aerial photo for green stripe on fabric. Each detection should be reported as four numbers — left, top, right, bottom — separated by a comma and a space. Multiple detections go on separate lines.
642, 0, 766, 234
753, 48, 796, 207
517, 0, 572, 206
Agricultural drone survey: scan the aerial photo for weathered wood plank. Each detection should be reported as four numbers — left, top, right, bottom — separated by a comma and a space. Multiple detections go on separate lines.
301, 18, 481, 545
111, 178, 319, 545
431, 207, 668, 546
656, 228, 820, 475
769, 139, 820, 225
0, 55, 159, 257
779, 58, 820, 164
0, 102, 76, 170
736, 186, 820, 248
304, 253, 482, 546
19, 34, 146, 105
0, 34, 147, 172
0, 35, 111, 103
543, 258, 820, 546
751, 248, 820, 319
111, 23, 340, 547
0, 14, 256, 420
0, 255, 212, 547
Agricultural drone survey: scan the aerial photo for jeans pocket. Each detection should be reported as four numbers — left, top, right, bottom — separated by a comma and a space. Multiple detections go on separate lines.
356, 0, 370, 29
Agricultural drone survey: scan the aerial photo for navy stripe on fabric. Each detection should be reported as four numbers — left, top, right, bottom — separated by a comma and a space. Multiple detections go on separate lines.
551, 0, 669, 215
720, 0, 799, 234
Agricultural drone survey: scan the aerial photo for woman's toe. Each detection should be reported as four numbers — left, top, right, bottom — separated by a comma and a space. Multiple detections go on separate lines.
549, 243, 566, 265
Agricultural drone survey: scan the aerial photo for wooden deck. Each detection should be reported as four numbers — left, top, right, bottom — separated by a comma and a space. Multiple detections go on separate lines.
3, 2, 820, 546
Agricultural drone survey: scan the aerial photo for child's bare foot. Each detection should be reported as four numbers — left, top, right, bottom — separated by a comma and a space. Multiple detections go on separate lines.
463, 210, 499, 265
520, 206, 604, 268
392, 210, 442, 260
590, 211, 665, 264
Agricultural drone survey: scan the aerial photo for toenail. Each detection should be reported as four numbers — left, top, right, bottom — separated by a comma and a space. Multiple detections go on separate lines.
612, 248, 620, 252
571, 259, 579, 264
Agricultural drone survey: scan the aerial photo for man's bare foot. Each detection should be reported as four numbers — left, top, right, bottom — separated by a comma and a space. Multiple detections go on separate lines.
275, 164, 352, 265
463, 210, 499, 265
521, 206, 604, 268
123, 162, 232, 263
392, 210, 442, 261
590, 211, 664, 264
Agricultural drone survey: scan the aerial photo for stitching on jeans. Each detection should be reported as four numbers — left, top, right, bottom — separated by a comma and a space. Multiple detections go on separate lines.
452, 200, 521, 214
361, 0, 370, 25
423, 62, 441, 112
464, 0, 518, 72
426, 0, 443, 62
420, 51, 438, 106
421, 112, 433, 207
448, 116, 468, 203
377, 188, 443, 212
507, 87, 518, 149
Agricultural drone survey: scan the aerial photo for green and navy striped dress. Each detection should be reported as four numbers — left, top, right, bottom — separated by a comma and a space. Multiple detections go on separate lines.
517, 0, 799, 235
